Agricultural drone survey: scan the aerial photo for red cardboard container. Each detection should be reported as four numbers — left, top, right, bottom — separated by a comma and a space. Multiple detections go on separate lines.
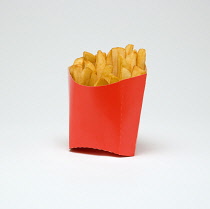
69, 73, 147, 156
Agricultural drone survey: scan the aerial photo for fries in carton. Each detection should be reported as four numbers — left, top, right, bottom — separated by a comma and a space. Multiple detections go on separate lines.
68, 44, 147, 156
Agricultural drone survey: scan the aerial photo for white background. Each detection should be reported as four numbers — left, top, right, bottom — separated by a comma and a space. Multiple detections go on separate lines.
0, 0, 210, 208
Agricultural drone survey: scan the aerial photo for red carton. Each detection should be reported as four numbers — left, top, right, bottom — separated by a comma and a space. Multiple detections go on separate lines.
69, 73, 147, 156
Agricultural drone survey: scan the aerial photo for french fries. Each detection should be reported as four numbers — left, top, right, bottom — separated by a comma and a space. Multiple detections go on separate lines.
137, 49, 146, 70
83, 51, 96, 63
69, 44, 147, 86
73, 57, 84, 66
96, 50, 106, 78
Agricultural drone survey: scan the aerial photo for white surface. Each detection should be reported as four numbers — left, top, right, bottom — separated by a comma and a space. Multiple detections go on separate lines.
0, 0, 210, 208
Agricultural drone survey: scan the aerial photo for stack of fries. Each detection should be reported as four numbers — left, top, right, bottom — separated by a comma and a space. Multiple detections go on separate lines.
69, 44, 146, 86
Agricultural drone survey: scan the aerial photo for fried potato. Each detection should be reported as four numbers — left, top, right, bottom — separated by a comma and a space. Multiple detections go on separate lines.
111, 48, 118, 76
110, 75, 119, 84
83, 51, 96, 63
102, 74, 111, 84
117, 47, 125, 58
73, 57, 84, 66
69, 65, 83, 84
100, 65, 113, 83
103, 52, 106, 59
126, 51, 137, 72
84, 60, 96, 73
120, 67, 131, 80
125, 44, 134, 56
103, 65, 113, 74
102, 73, 119, 84
69, 44, 147, 86
111, 47, 126, 76
118, 55, 129, 75
89, 71, 97, 86
80, 67, 92, 85
137, 49, 146, 70
94, 77, 109, 86
106, 50, 112, 65
96, 50, 106, 78
132, 66, 146, 77
115, 55, 130, 82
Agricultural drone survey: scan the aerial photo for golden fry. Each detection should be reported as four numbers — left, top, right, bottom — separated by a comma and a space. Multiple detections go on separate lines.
84, 60, 96, 73
96, 50, 106, 78
110, 75, 119, 84
83, 51, 96, 63
89, 71, 97, 86
69, 65, 83, 84
125, 44, 134, 56
100, 65, 113, 83
117, 47, 125, 58
80, 67, 92, 85
111, 48, 118, 76
102, 73, 119, 84
103, 52, 106, 59
102, 74, 111, 84
112, 47, 125, 76
132, 66, 146, 77
103, 65, 113, 74
126, 51, 136, 72
73, 57, 84, 66
118, 55, 129, 76
106, 50, 112, 65
69, 44, 146, 86
94, 77, 109, 86
120, 67, 131, 80
137, 49, 146, 70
